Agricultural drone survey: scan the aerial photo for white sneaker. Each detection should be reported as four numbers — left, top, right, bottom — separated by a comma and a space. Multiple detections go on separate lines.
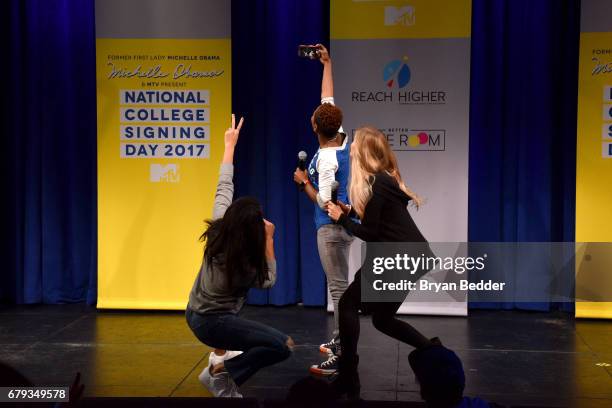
209, 350, 243, 397
209, 350, 243, 366
201, 352, 244, 398
198, 365, 225, 397
198, 365, 241, 398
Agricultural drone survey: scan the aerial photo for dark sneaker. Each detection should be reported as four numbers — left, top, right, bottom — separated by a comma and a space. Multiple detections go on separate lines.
319, 338, 339, 355
309, 354, 339, 376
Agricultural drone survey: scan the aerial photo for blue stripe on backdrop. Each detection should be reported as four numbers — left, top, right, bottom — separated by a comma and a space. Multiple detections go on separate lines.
1, 0, 580, 310
231, 0, 330, 306
1, 0, 97, 305
468, 0, 579, 311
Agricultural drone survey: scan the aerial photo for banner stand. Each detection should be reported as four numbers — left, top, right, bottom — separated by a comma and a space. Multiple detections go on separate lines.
329, 0, 472, 316
96, 0, 232, 309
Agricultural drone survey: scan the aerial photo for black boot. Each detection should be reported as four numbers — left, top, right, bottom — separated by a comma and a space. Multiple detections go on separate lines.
330, 354, 360, 400
429, 337, 442, 346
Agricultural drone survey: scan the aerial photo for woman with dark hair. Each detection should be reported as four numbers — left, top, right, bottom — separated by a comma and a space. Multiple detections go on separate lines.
326, 126, 438, 399
186, 115, 294, 398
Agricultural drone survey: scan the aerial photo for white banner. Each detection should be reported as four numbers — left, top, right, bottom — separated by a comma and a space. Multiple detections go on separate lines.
330, 0, 471, 316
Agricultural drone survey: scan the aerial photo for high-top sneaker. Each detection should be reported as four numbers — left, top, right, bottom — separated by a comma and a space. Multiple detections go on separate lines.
309, 353, 339, 376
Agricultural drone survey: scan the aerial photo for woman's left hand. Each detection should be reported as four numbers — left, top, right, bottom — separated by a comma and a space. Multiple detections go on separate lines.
264, 219, 275, 240
315, 44, 331, 64
326, 202, 343, 222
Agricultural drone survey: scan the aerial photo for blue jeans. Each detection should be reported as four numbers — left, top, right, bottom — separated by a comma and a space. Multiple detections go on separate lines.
186, 308, 292, 386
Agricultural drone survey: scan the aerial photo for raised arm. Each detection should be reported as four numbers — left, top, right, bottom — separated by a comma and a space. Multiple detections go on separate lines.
317, 44, 333, 101
212, 114, 244, 219
317, 44, 345, 136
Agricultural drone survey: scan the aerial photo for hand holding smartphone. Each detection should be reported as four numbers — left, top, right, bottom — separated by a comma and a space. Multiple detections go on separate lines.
298, 45, 320, 59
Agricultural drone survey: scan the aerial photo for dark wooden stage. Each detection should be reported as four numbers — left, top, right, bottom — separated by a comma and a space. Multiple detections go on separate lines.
0, 304, 610, 407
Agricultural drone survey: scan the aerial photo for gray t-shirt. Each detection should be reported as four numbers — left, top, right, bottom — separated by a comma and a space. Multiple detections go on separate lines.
187, 163, 277, 315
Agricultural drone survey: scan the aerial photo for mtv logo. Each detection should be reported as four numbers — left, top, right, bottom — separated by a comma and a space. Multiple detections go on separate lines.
385, 6, 415, 27
150, 164, 180, 182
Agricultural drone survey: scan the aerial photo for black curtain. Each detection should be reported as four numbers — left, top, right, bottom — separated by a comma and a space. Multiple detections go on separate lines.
2, 0, 582, 310
468, 0, 580, 310
1, 0, 97, 304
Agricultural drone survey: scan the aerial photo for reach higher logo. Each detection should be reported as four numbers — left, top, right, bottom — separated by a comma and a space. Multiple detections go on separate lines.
384, 57, 411, 89
351, 56, 447, 105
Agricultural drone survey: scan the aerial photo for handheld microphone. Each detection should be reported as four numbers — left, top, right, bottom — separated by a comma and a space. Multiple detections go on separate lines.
331, 180, 339, 204
298, 151, 308, 171
297, 151, 308, 191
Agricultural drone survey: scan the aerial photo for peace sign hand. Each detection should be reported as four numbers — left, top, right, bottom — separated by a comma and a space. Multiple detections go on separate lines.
225, 114, 244, 149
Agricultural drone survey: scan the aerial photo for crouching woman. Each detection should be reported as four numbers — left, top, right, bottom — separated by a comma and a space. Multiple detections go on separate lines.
186, 115, 294, 397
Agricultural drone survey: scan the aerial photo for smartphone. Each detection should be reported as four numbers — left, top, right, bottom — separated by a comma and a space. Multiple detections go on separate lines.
298, 45, 320, 59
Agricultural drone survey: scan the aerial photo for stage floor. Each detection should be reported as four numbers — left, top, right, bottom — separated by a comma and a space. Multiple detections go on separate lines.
0, 304, 610, 407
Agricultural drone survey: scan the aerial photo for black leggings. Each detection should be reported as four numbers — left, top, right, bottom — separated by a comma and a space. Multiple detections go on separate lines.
339, 270, 431, 365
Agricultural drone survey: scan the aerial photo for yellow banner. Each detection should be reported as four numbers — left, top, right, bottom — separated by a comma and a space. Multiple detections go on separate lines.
331, 0, 471, 39
576, 32, 612, 318
96, 39, 231, 309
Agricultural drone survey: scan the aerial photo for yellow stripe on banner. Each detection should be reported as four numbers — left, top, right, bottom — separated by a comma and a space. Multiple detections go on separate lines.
576, 32, 612, 319
95, 299, 189, 311
331, 0, 471, 39
576, 303, 612, 319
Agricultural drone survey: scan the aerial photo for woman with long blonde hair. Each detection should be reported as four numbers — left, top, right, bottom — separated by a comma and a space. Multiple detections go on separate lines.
326, 126, 438, 399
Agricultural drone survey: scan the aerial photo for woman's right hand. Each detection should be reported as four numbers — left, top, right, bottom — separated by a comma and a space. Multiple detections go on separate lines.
222, 114, 244, 164
224, 114, 244, 149
326, 202, 343, 222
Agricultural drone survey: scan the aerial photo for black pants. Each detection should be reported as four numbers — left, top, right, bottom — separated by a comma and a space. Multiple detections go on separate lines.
338, 270, 431, 369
